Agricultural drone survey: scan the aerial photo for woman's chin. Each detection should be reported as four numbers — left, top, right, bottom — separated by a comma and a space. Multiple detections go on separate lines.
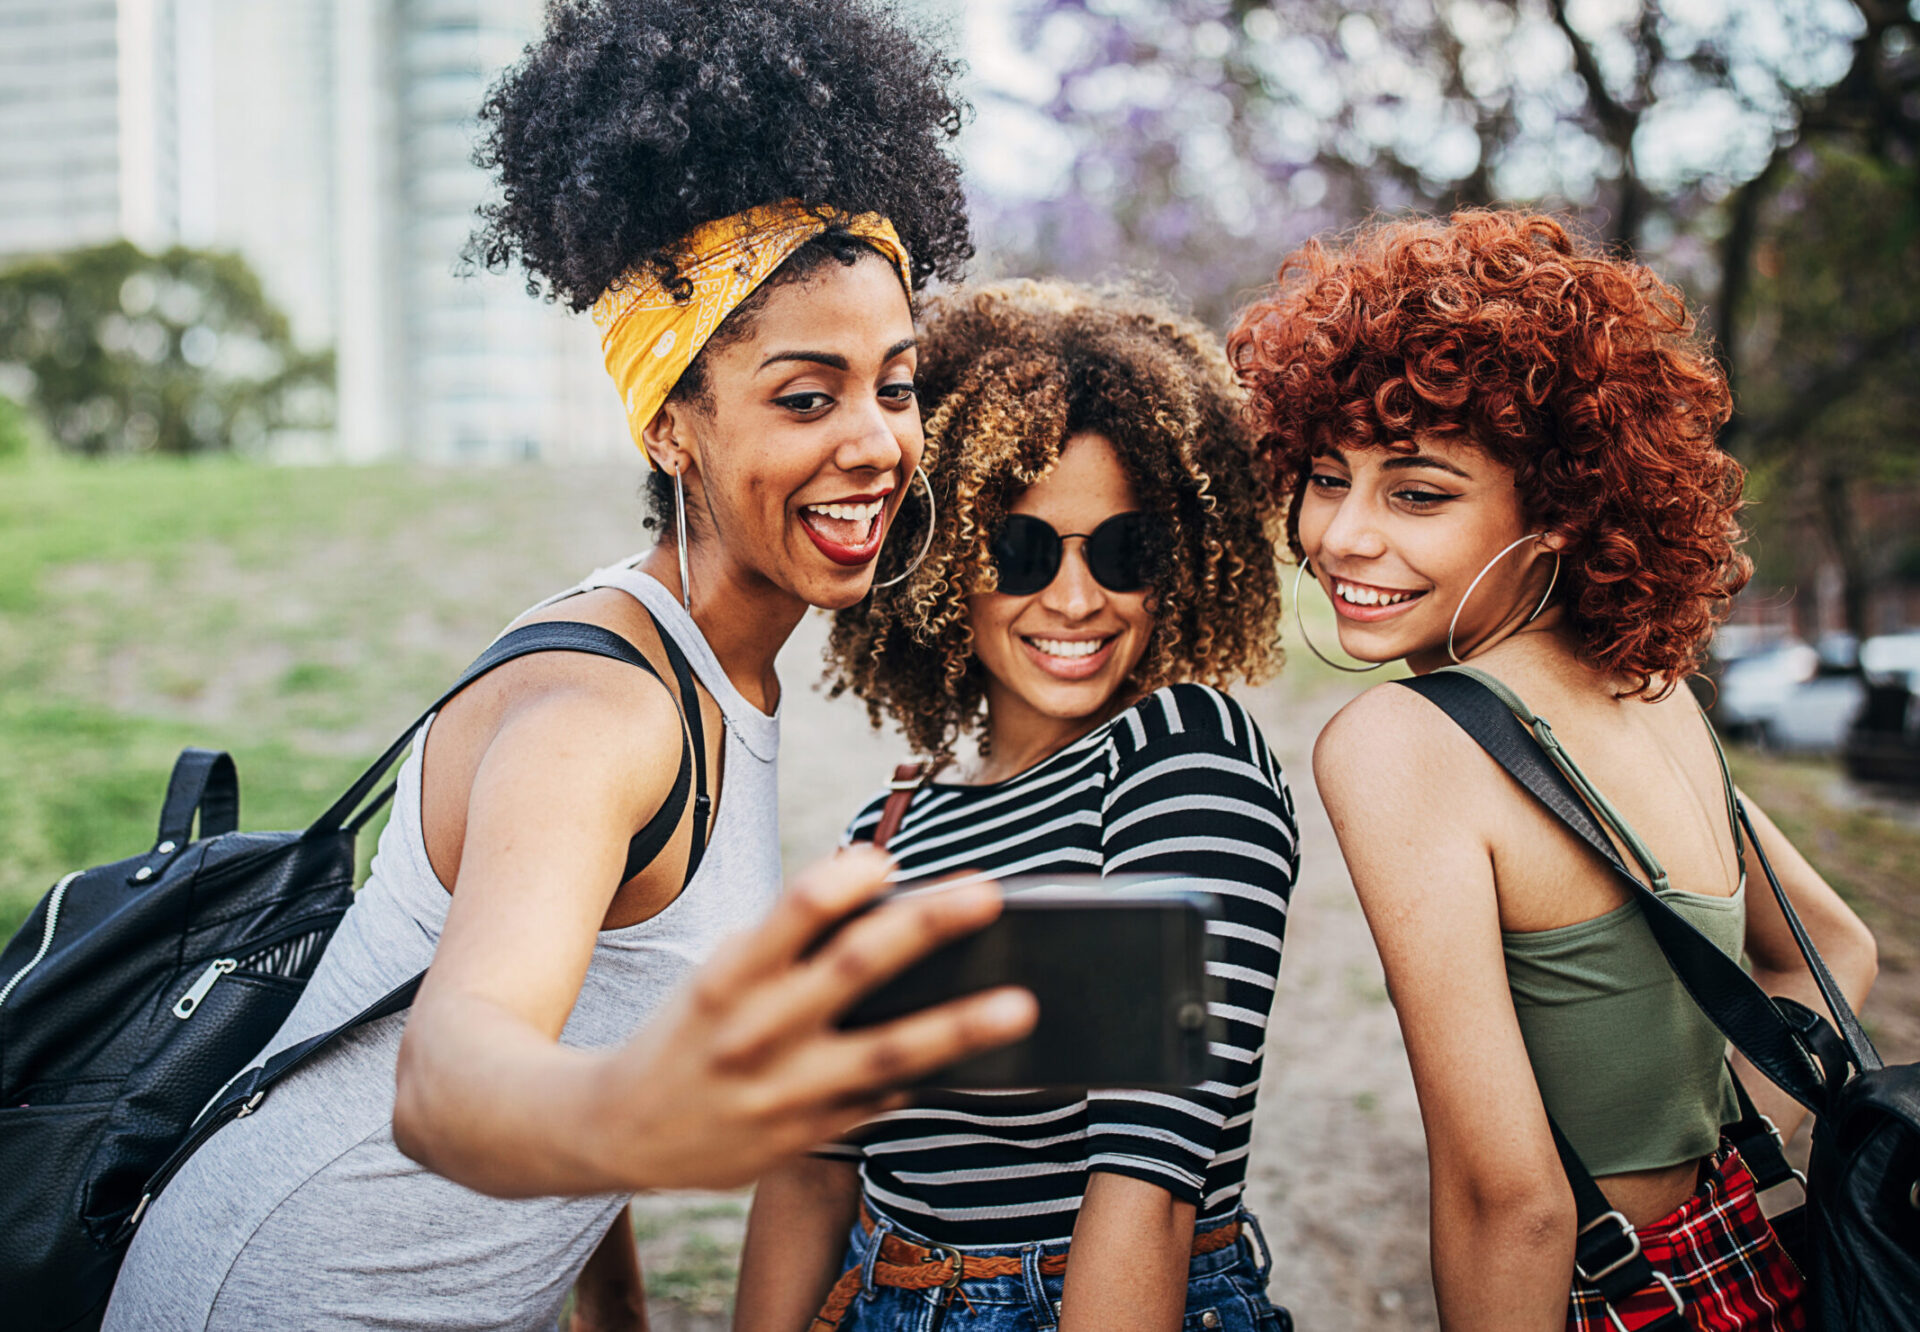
791, 560, 880, 611
1331, 625, 1413, 667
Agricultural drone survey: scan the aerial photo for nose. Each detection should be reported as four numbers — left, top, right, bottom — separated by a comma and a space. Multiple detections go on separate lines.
1312, 487, 1388, 564
1039, 538, 1104, 621
836, 392, 910, 480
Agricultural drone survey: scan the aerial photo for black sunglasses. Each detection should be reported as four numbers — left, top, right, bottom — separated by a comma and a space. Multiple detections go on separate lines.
989, 512, 1156, 597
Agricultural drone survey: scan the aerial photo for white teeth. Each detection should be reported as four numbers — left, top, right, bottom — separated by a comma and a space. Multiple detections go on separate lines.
804, 500, 884, 522
1334, 580, 1416, 607
1029, 637, 1107, 659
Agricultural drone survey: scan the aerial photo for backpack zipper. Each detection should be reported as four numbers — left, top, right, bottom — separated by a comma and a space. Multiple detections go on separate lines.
0, 871, 81, 1011
172, 958, 238, 1019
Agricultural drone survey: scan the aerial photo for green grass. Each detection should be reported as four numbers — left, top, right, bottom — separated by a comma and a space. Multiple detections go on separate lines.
0, 454, 641, 940
1726, 749, 1920, 954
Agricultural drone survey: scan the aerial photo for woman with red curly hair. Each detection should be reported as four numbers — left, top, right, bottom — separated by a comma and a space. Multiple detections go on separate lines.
1230, 210, 1878, 1331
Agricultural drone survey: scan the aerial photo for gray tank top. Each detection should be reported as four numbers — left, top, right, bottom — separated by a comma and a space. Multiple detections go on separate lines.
105, 559, 782, 1331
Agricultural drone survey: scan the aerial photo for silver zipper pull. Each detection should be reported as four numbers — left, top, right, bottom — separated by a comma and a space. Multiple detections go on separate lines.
172, 959, 237, 1019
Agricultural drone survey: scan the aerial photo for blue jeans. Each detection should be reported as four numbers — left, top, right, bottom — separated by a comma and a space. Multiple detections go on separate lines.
829, 1205, 1293, 1332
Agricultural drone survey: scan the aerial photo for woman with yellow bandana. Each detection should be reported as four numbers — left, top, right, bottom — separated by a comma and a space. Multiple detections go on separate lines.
103, 4, 1034, 1331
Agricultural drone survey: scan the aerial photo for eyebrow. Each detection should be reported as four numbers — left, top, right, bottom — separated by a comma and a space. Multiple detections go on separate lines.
1381, 453, 1473, 479
758, 337, 916, 373
1318, 446, 1474, 480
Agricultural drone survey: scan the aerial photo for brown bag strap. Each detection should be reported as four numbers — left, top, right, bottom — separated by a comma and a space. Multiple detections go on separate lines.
870, 762, 931, 851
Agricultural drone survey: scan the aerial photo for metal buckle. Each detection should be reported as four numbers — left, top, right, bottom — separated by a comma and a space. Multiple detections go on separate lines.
928, 1243, 964, 1290
1602, 1271, 1682, 1332
1574, 1210, 1641, 1282
1742, 1114, 1809, 1193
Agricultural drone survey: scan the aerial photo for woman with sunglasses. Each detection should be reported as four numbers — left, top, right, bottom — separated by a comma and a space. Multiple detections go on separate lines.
103, 5, 1042, 1330
732, 280, 1296, 1332
1229, 210, 1878, 1331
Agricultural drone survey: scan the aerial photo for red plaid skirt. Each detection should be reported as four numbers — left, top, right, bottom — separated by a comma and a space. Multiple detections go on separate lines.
1567, 1145, 1806, 1332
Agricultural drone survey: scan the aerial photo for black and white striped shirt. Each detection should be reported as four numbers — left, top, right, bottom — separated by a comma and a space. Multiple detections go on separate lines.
826, 683, 1297, 1245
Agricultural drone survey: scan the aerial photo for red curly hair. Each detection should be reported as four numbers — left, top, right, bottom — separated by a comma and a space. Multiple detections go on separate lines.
1228, 209, 1751, 697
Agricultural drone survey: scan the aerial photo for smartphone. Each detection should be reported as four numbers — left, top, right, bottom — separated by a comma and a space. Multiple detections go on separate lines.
840, 876, 1218, 1090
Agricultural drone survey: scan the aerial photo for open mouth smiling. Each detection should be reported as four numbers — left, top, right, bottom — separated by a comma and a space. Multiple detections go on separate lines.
798, 492, 891, 566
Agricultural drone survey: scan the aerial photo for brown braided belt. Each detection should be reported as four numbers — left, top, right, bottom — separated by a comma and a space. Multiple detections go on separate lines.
808, 1203, 1244, 1330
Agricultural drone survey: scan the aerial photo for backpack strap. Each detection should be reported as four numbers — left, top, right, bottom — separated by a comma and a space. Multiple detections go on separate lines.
1546, 1117, 1688, 1329
1734, 799, 1880, 1073
307, 620, 668, 839
629, 618, 711, 886
158, 749, 239, 845
1721, 1064, 1805, 1195
870, 762, 931, 851
127, 749, 244, 884
125, 620, 696, 1240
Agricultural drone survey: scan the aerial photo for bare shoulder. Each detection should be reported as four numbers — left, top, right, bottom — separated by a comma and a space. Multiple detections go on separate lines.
1314, 679, 1479, 788
439, 591, 688, 799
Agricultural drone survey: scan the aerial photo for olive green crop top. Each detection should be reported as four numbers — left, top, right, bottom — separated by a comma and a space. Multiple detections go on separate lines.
1446, 667, 1746, 1177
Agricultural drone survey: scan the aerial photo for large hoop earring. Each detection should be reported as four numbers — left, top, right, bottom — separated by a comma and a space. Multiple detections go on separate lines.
672, 464, 692, 613
1292, 560, 1385, 673
1447, 534, 1561, 665
869, 468, 937, 591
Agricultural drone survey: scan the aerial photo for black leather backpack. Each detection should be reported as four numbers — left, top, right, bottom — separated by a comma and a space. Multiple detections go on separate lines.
1402, 670, 1920, 1331
0, 621, 692, 1331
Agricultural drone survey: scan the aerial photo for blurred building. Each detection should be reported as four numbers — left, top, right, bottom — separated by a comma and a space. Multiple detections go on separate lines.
0, 0, 181, 255
0, 0, 626, 462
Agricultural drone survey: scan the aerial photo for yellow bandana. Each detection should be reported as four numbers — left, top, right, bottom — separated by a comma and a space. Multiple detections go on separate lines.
590, 201, 912, 464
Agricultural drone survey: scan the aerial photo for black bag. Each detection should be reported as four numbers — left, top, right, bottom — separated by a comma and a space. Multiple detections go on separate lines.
0, 620, 686, 1332
1401, 670, 1920, 1331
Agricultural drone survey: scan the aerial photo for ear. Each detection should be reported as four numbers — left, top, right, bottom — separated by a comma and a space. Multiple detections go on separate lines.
1540, 530, 1570, 553
641, 402, 695, 476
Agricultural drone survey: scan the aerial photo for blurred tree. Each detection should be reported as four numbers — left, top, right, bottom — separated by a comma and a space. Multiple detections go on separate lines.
0, 242, 333, 456
1001, 0, 1919, 629
998, 0, 1881, 320
0, 392, 45, 461
1734, 144, 1920, 640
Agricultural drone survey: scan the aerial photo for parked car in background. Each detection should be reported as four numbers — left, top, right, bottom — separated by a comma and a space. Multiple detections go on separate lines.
1711, 638, 1820, 740
1707, 632, 1866, 753
1844, 631, 1920, 786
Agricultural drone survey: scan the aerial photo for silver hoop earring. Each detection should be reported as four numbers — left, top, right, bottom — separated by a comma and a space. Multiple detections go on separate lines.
1446, 534, 1560, 665
869, 468, 937, 591
672, 464, 692, 613
1292, 561, 1385, 673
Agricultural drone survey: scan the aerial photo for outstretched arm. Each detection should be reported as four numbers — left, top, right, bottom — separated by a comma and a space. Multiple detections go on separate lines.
388, 648, 1036, 1197
1317, 688, 1572, 1332
397, 840, 1035, 1196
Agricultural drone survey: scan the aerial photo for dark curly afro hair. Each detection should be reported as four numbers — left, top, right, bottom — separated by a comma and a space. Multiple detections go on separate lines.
469, 0, 971, 312
827, 280, 1286, 762
1229, 209, 1750, 699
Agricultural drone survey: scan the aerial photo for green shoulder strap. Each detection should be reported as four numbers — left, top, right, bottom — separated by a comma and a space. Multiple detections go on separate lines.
1433, 665, 1673, 891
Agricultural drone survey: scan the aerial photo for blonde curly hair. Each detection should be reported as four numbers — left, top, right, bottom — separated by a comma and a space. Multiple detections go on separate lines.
827, 278, 1286, 760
